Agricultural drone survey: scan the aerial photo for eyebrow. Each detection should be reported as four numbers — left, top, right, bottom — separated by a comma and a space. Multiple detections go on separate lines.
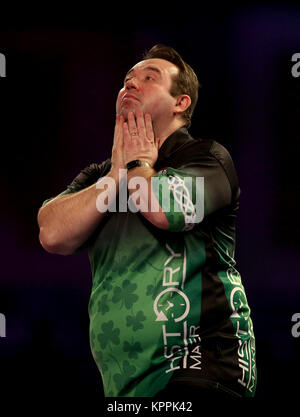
124, 65, 162, 80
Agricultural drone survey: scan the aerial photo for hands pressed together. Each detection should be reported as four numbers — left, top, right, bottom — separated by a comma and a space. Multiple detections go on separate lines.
111, 109, 159, 174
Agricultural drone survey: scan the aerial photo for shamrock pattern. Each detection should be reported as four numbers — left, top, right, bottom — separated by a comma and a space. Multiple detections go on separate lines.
93, 349, 109, 373
123, 341, 142, 359
97, 294, 109, 315
113, 360, 136, 391
89, 261, 159, 396
146, 279, 163, 300
111, 255, 129, 276
97, 321, 120, 349
101, 275, 113, 291
112, 280, 139, 309
126, 311, 146, 331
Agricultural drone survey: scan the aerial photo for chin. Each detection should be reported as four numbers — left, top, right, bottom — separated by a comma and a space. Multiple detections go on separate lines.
120, 105, 141, 121
120, 109, 129, 121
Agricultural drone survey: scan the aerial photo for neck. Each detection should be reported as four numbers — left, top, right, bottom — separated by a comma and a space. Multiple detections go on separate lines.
155, 118, 186, 150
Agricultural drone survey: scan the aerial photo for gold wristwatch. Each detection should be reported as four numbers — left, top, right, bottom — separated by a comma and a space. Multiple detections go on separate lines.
126, 160, 152, 171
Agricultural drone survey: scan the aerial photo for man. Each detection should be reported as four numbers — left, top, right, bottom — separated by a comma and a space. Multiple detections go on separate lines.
38, 45, 256, 398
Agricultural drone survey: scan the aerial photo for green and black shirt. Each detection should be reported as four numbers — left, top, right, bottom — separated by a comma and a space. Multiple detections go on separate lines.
42, 127, 256, 397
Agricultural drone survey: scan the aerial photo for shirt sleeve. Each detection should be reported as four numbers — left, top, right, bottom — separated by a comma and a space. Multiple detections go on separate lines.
41, 159, 111, 207
40, 159, 111, 253
152, 142, 237, 232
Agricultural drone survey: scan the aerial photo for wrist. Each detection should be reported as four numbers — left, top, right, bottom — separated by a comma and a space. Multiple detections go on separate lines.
108, 166, 126, 183
126, 165, 156, 181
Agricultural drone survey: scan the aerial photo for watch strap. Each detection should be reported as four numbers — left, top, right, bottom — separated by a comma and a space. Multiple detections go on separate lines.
126, 160, 152, 171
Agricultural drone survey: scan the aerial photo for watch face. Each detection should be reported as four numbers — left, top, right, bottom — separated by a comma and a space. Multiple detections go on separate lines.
153, 287, 190, 323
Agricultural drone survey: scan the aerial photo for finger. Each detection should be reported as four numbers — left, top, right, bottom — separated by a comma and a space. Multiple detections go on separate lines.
127, 111, 138, 137
118, 115, 124, 148
123, 121, 131, 145
113, 114, 120, 141
136, 108, 146, 138
113, 114, 122, 146
144, 113, 155, 142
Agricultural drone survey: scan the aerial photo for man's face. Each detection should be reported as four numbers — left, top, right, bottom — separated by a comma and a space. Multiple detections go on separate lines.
116, 58, 179, 123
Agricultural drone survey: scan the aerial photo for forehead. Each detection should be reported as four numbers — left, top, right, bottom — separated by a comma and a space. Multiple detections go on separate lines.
127, 58, 179, 78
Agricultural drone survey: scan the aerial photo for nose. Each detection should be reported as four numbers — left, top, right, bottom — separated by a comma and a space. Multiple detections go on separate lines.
125, 77, 139, 91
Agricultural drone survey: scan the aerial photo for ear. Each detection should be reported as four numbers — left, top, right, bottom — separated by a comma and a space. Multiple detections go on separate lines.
173, 94, 191, 116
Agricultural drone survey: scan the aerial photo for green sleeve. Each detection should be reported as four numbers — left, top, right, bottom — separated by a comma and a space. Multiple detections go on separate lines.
152, 167, 204, 232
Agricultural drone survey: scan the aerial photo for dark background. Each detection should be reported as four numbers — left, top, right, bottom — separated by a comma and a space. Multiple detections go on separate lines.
1, 4, 300, 406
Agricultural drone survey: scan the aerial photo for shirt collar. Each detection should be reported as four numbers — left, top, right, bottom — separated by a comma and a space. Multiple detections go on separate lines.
155, 127, 194, 169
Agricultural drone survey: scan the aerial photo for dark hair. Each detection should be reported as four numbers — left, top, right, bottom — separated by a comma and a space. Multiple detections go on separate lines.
143, 44, 200, 128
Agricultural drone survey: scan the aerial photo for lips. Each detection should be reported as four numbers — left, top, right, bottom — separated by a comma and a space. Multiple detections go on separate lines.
121, 94, 140, 103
